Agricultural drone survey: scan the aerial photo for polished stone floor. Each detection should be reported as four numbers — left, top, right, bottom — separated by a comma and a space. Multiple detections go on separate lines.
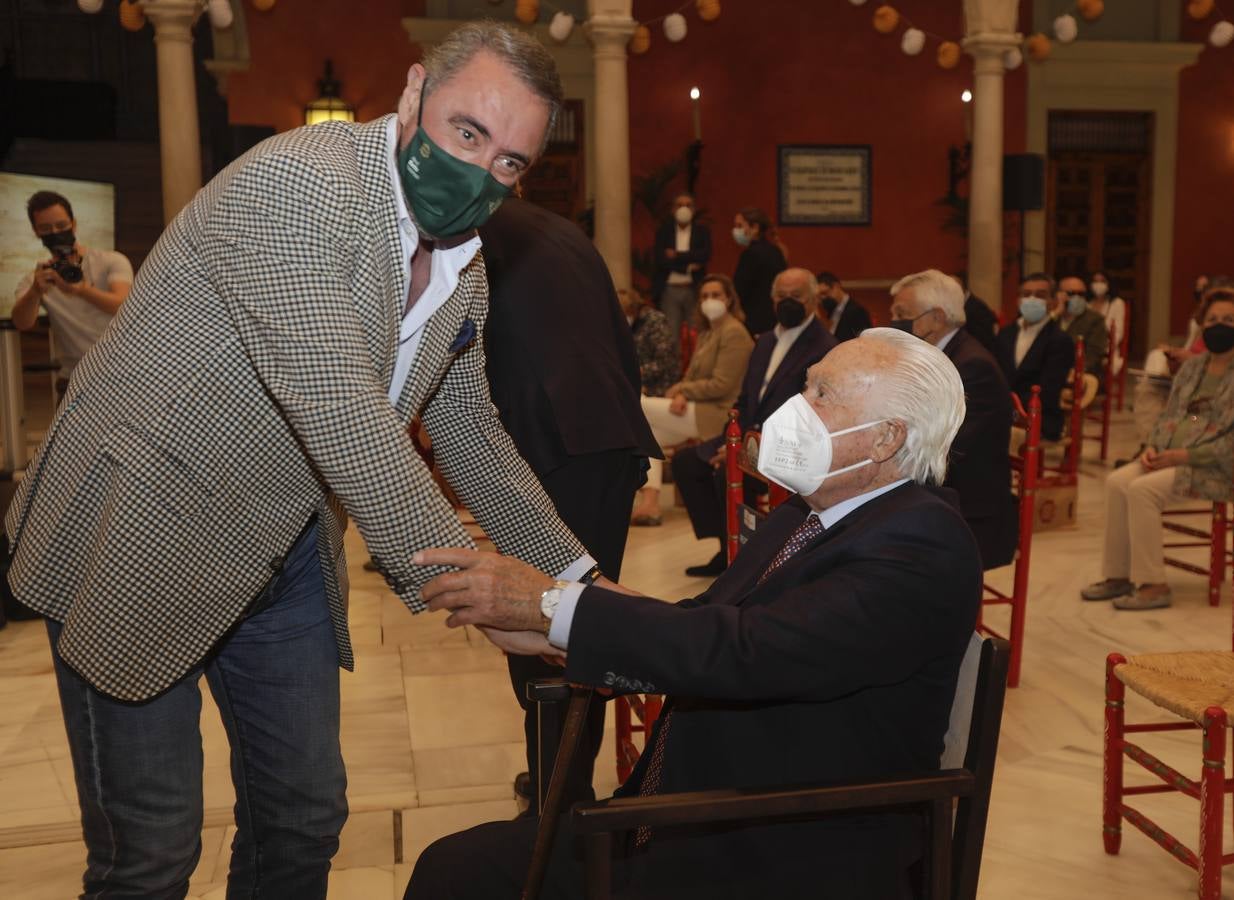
1, 401, 1233, 898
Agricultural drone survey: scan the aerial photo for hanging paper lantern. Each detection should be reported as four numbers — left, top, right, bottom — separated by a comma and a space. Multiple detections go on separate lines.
696, 0, 721, 22
251, 0, 277, 11
77, 0, 104, 13
872, 5, 899, 34
1053, 14, 1078, 43
1003, 47, 1023, 70
548, 12, 574, 42
119, 0, 146, 31
1211, 20, 1234, 47
514, 0, 538, 25
1189, 0, 1216, 20
936, 41, 961, 70
900, 28, 925, 56
207, 0, 234, 29
664, 12, 688, 43
1026, 33, 1052, 62
630, 24, 651, 54
1077, 0, 1104, 22
849, 0, 869, 5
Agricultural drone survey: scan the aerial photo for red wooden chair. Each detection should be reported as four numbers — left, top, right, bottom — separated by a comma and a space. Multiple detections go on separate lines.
978, 388, 1041, 689
1112, 301, 1131, 412
1082, 346, 1114, 463
679, 321, 698, 374
1162, 503, 1233, 608
1046, 338, 1092, 485
724, 410, 790, 563
1103, 569, 1234, 898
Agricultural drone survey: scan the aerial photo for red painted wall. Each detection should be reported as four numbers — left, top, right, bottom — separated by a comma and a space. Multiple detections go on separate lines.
1173, 14, 1234, 335
225, 0, 425, 134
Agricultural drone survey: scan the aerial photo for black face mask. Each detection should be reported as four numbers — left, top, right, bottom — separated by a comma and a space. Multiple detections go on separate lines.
40, 230, 75, 251
1202, 323, 1234, 355
775, 298, 806, 328
821, 297, 838, 315
889, 310, 930, 337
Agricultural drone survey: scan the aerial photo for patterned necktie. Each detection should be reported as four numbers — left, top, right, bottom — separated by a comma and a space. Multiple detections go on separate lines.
634, 512, 825, 847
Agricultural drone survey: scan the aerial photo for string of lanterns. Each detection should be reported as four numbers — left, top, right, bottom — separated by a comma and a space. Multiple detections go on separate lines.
849, 0, 1104, 70
512, 0, 721, 53
77, 0, 277, 33
1186, 0, 1234, 48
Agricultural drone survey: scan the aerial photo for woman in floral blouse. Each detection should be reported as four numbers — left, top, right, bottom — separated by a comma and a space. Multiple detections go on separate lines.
619, 288, 679, 398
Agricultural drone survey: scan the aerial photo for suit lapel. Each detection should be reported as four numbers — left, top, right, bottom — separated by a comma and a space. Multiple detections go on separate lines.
355, 114, 405, 390
760, 321, 818, 410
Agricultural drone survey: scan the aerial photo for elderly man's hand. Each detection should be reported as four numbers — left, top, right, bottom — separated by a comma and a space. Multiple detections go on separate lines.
416, 548, 552, 631
475, 625, 560, 660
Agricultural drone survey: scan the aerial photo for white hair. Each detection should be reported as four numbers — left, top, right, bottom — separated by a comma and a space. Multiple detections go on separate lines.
773, 267, 819, 298
857, 327, 966, 485
890, 268, 967, 327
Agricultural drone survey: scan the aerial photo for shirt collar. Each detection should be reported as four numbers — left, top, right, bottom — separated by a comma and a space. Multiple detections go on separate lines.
1018, 316, 1048, 337
386, 117, 415, 240
814, 478, 910, 530
936, 327, 960, 352
773, 317, 811, 342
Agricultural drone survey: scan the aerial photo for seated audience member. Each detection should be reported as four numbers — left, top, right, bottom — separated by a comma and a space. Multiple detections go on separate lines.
1163, 274, 1226, 371
731, 207, 786, 336
618, 288, 679, 397
1089, 270, 1127, 376
890, 269, 1017, 569
1082, 290, 1234, 610
1055, 274, 1109, 377
652, 193, 711, 343
954, 273, 1000, 357
672, 268, 837, 576
406, 328, 980, 900
631, 274, 754, 525
995, 272, 1075, 441
818, 270, 872, 341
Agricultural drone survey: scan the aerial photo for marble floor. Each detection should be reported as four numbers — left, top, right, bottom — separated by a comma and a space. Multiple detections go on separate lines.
2, 401, 1234, 898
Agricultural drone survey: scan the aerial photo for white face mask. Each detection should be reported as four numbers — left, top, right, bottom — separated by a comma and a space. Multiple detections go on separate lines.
1091, 281, 1108, 298
757, 394, 886, 496
700, 297, 728, 321
675, 206, 693, 226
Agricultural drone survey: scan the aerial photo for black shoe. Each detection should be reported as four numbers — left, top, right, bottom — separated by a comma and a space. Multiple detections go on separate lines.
685, 552, 726, 578
514, 771, 533, 801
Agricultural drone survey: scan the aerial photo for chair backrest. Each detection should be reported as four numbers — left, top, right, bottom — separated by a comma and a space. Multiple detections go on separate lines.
941, 632, 984, 769
950, 636, 1011, 900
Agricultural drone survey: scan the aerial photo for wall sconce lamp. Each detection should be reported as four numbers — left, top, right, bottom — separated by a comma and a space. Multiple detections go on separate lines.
305, 60, 355, 126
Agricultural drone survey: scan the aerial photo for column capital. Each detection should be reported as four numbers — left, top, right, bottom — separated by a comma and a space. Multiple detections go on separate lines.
963, 32, 1023, 73
143, 0, 205, 42
585, 13, 637, 57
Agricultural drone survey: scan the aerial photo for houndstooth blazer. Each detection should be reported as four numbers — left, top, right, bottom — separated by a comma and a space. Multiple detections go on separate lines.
2, 115, 585, 701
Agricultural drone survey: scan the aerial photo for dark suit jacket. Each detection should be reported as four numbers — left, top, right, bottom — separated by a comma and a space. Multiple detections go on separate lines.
651, 220, 712, 303
963, 292, 1000, 358
732, 238, 787, 336
479, 199, 661, 479
942, 329, 1017, 569
995, 318, 1075, 441
564, 484, 981, 896
831, 295, 873, 342
1063, 308, 1109, 377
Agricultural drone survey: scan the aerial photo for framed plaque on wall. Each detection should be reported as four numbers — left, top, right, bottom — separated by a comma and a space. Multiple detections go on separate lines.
777, 145, 872, 226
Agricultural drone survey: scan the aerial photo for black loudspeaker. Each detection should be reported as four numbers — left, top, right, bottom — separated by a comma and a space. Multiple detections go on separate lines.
1003, 154, 1044, 211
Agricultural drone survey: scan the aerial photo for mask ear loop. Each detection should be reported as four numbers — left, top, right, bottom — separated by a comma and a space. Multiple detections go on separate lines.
417, 78, 427, 128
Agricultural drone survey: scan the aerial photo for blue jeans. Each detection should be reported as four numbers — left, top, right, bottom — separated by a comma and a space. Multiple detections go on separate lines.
47, 519, 348, 899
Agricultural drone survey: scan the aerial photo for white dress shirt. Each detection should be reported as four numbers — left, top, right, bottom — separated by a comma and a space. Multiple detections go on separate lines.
548, 477, 911, 650
935, 328, 960, 353
384, 116, 482, 406
666, 224, 693, 286
1013, 317, 1047, 368
828, 294, 849, 335
759, 318, 811, 401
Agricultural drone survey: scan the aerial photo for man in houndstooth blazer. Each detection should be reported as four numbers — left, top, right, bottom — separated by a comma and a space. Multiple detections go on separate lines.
2, 22, 591, 898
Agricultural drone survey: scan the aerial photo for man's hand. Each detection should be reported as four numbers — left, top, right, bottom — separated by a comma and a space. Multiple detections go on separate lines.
669, 394, 689, 416
417, 547, 552, 631
476, 625, 561, 660
708, 447, 725, 467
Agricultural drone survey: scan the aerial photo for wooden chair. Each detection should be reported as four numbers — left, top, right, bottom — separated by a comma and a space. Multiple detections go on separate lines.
1103, 574, 1234, 899
679, 321, 698, 373
547, 635, 1011, 900
1082, 347, 1114, 463
1162, 503, 1233, 608
723, 410, 789, 563
1049, 337, 1095, 484
1112, 301, 1131, 412
978, 388, 1041, 689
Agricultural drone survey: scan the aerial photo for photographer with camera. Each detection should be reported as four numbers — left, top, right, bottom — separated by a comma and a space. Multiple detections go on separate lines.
11, 191, 132, 389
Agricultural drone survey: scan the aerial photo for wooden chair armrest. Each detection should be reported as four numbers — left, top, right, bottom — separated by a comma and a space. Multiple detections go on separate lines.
572, 770, 975, 834
527, 678, 570, 704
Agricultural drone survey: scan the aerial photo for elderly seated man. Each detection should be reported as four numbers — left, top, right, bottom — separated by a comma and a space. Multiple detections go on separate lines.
404, 328, 982, 900
889, 269, 1017, 570
672, 266, 837, 577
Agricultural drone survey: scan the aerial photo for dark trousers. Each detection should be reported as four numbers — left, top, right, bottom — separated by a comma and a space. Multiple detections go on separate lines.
671, 438, 766, 544
510, 449, 644, 808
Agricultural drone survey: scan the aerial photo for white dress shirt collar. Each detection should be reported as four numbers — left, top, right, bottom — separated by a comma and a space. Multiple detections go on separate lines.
936, 327, 960, 352
814, 477, 911, 530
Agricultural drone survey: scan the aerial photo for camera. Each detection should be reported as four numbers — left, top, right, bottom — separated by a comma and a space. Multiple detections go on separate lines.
47, 243, 83, 284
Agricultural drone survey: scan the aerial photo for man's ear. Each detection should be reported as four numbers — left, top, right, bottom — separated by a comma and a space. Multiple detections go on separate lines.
870, 420, 907, 464
396, 63, 427, 132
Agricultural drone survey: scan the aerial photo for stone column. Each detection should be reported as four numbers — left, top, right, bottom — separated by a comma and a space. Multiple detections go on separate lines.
144, 0, 205, 224
962, 32, 1021, 314
585, 2, 636, 292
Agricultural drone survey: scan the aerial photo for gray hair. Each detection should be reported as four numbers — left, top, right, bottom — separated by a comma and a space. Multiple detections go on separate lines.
773, 267, 820, 298
890, 268, 966, 327
857, 327, 966, 485
422, 21, 564, 150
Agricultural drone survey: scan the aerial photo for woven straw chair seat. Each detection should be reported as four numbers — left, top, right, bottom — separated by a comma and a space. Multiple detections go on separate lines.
1115, 651, 1234, 724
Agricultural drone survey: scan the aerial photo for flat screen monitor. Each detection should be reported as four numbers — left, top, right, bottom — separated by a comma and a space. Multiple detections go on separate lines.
0, 173, 117, 320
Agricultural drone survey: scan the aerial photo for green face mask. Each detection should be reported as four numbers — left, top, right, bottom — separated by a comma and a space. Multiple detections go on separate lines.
397, 126, 512, 239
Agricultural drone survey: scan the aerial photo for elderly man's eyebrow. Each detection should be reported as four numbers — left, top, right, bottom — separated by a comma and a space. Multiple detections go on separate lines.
449, 114, 532, 168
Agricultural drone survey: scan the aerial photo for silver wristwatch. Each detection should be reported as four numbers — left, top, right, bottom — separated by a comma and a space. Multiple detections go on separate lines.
540, 579, 570, 633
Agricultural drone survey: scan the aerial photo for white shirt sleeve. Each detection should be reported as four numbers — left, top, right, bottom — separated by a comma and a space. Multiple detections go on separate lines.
557, 554, 598, 581
547, 582, 587, 650
104, 251, 134, 288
